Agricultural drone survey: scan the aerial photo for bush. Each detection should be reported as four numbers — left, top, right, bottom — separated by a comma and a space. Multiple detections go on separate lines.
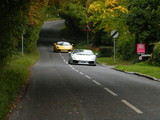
99, 46, 113, 57
117, 35, 136, 61
153, 42, 160, 65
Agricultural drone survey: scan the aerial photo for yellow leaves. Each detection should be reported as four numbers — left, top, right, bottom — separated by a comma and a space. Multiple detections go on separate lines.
88, 1, 103, 13
105, 0, 118, 8
88, 0, 128, 16
114, 6, 128, 13
87, 0, 128, 32
28, 0, 48, 26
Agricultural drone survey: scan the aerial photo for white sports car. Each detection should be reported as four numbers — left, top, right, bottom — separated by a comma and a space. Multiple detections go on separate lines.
68, 49, 97, 66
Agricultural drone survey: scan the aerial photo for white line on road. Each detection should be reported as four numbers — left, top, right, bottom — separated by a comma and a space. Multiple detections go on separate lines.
92, 80, 101, 86
63, 59, 66, 62
71, 67, 75, 70
79, 72, 84, 75
121, 100, 143, 114
85, 75, 92, 79
75, 70, 79, 72
104, 87, 118, 96
68, 64, 72, 67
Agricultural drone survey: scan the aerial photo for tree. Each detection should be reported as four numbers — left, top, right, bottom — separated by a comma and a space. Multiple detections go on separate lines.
127, 0, 160, 53
87, 0, 128, 32
0, 0, 49, 66
0, 0, 31, 66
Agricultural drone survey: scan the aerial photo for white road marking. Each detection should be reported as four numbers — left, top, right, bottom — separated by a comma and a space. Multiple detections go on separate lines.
63, 59, 66, 62
92, 80, 101, 86
69, 65, 72, 67
104, 87, 118, 96
121, 100, 143, 114
85, 75, 91, 79
71, 67, 75, 70
59, 53, 143, 115
75, 70, 79, 72
79, 72, 84, 75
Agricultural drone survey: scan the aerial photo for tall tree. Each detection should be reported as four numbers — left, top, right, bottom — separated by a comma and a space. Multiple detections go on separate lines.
127, 0, 160, 53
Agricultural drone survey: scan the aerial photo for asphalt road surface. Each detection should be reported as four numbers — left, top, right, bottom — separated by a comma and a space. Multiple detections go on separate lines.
9, 20, 160, 120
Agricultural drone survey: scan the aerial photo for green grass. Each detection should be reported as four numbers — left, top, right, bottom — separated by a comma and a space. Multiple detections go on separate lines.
46, 17, 62, 21
97, 57, 131, 66
0, 50, 39, 120
115, 62, 160, 79
97, 57, 160, 79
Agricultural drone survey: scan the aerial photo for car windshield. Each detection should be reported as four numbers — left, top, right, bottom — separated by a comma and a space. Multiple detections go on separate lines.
74, 49, 94, 55
57, 42, 71, 46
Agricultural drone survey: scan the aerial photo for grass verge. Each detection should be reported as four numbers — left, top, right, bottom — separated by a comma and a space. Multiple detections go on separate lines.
97, 57, 131, 66
0, 50, 39, 120
97, 57, 160, 79
115, 62, 160, 79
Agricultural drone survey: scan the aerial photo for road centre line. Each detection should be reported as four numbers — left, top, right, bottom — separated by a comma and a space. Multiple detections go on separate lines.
71, 67, 75, 70
69, 65, 72, 67
63, 58, 66, 62
104, 87, 118, 96
59, 54, 143, 115
75, 70, 79, 72
121, 100, 143, 114
85, 75, 92, 79
92, 80, 101, 86
79, 72, 84, 75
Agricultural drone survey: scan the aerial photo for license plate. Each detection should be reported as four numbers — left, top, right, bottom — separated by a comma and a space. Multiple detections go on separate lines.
61, 50, 67, 52
79, 61, 88, 64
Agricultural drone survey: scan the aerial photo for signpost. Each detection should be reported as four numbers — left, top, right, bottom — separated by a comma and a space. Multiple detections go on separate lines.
22, 30, 26, 56
84, 24, 92, 45
22, 34, 24, 56
111, 30, 119, 62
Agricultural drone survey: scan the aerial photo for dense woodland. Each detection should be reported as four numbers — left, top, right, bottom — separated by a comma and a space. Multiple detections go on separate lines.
1, 0, 160, 67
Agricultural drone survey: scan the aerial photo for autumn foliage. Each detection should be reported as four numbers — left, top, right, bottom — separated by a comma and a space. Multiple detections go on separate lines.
0, 0, 49, 66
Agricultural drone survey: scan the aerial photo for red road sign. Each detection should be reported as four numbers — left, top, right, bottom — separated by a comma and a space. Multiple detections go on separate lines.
84, 24, 92, 31
137, 44, 146, 54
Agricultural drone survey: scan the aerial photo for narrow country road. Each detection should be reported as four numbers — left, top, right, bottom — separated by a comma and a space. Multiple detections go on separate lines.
9, 20, 160, 120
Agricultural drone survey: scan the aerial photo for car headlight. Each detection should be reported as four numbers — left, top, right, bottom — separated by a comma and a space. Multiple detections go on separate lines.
71, 55, 76, 60
91, 56, 96, 61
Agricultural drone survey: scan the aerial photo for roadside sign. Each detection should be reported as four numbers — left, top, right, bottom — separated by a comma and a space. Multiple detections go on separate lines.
111, 30, 119, 38
84, 24, 92, 31
139, 56, 143, 60
110, 30, 119, 62
84, 24, 92, 45
137, 44, 146, 54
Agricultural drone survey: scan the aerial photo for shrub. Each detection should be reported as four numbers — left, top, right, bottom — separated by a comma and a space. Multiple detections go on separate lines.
153, 42, 160, 65
99, 46, 113, 57
117, 34, 136, 61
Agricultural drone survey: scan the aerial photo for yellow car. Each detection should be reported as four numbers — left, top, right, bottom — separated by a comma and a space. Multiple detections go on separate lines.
53, 41, 73, 52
